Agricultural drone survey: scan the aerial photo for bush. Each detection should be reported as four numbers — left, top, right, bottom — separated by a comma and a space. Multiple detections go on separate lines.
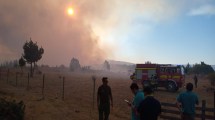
207, 72, 215, 86
0, 98, 25, 120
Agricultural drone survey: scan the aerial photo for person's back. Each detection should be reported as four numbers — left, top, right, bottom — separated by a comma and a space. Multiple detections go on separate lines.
177, 83, 199, 120
138, 86, 161, 120
177, 91, 198, 115
138, 96, 161, 120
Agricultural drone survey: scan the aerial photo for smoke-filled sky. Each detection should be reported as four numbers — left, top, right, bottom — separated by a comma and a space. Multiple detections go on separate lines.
0, 0, 215, 66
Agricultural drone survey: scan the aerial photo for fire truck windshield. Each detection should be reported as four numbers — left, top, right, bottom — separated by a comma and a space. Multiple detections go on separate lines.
181, 66, 185, 75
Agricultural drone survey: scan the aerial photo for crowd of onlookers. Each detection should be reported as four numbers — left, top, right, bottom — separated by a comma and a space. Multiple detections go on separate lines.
97, 76, 199, 120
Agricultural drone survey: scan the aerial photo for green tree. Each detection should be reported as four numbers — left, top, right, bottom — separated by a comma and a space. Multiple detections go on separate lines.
22, 38, 44, 77
190, 62, 214, 75
207, 72, 215, 86
13, 60, 19, 68
0, 60, 18, 68
103, 60, 110, 71
145, 61, 152, 64
184, 63, 192, 74
70, 58, 81, 71
19, 57, 26, 73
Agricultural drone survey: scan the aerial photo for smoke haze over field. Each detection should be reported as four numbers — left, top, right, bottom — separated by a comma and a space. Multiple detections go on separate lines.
0, 0, 183, 66
1, 0, 215, 66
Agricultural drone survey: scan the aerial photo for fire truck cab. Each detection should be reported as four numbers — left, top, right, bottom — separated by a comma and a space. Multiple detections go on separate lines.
130, 64, 185, 92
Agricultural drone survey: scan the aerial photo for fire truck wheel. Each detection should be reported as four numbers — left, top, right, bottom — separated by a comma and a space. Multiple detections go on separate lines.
167, 81, 177, 92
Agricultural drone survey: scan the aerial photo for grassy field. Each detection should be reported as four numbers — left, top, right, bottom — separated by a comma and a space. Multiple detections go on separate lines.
0, 68, 214, 120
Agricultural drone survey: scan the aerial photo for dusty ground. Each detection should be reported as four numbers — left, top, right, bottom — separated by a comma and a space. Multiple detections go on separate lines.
0, 68, 214, 120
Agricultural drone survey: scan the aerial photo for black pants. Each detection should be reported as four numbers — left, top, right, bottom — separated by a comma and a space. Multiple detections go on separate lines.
181, 113, 194, 120
99, 104, 110, 120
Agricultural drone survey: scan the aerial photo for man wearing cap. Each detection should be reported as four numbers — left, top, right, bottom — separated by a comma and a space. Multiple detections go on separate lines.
97, 77, 113, 120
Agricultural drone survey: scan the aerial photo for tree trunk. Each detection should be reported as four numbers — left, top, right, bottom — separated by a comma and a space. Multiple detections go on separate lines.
33, 62, 35, 75
20, 67, 23, 77
30, 62, 33, 77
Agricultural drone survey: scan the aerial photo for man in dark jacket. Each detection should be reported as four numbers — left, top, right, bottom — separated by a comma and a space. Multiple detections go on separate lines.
97, 77, 113, 120
137, 86, 161, 120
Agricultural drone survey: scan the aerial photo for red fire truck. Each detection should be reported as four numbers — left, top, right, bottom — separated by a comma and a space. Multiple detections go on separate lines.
130, 64, 185, 92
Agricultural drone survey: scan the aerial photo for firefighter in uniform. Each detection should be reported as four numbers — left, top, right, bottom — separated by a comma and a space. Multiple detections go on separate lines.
150, 74, 158, 90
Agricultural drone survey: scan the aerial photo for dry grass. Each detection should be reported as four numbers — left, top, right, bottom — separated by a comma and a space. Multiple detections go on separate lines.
0, 68, 214, 120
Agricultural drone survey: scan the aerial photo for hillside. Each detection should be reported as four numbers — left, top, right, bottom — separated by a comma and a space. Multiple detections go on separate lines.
108, 60, 135, 65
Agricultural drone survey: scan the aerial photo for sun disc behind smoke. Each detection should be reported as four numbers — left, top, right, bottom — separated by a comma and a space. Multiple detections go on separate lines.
67, 7, 74, 16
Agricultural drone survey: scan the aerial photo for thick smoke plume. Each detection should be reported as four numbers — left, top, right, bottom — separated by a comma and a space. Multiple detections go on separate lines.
0, 0, 112, 66
0, 0, 187, 66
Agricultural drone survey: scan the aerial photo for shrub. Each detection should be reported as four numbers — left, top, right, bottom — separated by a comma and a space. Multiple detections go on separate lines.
207, 72, 215, 86
0, 98, 25, 120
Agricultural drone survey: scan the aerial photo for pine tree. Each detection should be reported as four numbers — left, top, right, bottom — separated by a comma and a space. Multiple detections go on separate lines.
22, 38, 44, 77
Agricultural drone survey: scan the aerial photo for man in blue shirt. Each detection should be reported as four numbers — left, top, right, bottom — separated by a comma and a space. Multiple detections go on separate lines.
127, 83, 144, 120
176, 83, 199, 120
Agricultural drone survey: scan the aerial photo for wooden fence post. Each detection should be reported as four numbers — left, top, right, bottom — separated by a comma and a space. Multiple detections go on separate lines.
214, 91, 215, 119
42, 74, 45, 99
92, 75, 96, 109
6, 69, 9, 83
201, 100, 206, 120
16, 72, 18, 86
0, 69, 1, 80
27, 73, 30, 89
62, 76, 65, 100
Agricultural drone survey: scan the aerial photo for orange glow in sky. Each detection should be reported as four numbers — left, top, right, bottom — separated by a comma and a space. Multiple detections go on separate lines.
67, 7, 74, 16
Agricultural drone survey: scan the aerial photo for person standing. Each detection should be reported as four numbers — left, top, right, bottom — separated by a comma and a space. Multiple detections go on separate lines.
193, 75, 198, 88
97, 77, 113, 120
137, 86, 161, 120
176, 83, 199, 120
127, 83, 144, 120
